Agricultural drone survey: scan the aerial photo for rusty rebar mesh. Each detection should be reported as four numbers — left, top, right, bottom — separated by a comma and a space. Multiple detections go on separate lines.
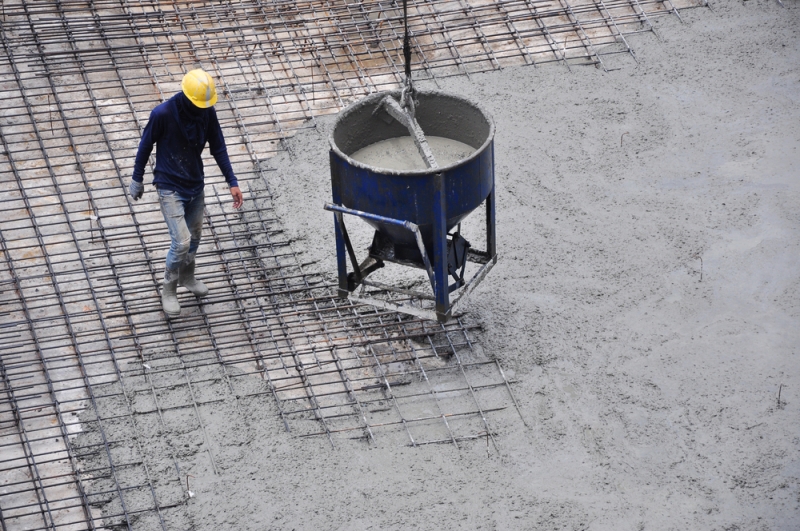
0, 0, 701, 529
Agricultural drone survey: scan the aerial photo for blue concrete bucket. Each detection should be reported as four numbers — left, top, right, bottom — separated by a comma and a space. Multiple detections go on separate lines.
329, 90, 495, 263
327, 90, 497, 321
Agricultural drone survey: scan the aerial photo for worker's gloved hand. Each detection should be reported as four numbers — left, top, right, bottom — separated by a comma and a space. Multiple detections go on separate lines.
129, 180, 144, 201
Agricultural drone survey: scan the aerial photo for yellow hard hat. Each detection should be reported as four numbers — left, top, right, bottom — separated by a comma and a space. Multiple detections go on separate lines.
181, 69, 218, 108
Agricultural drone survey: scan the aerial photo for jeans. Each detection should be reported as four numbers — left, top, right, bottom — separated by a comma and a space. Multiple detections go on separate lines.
157, 188, 204, 279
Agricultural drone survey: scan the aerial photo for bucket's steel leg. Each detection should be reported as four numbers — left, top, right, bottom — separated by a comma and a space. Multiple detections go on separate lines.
433, 172, 449, 322
332, 213, 350, 298
487, 143, 497, 259
330, 151, 349, 298
336, 212, 365, 281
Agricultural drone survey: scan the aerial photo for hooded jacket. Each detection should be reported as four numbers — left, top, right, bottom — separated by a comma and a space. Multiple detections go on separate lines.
132, 92, 237, 196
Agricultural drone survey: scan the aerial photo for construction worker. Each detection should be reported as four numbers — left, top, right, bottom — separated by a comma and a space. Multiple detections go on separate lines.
128, 68, 243, 318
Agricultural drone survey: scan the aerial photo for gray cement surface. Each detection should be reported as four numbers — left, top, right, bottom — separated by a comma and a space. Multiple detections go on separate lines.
247, 2, 800, 530
77, 2, 798, 529
351, 136, 475, 171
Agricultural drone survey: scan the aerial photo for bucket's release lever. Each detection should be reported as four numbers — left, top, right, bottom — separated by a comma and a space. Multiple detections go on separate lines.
378, 95, 438, 169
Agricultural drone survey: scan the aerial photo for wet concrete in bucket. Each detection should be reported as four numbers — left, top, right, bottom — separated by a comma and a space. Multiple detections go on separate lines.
350, 136, 474, 171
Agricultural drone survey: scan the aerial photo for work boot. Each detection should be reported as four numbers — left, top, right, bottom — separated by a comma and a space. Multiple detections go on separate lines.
178, 257, 209, 297
161, 276, 181, 318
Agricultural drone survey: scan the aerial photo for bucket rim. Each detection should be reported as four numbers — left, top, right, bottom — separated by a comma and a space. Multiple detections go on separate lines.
328, 89, 495, 177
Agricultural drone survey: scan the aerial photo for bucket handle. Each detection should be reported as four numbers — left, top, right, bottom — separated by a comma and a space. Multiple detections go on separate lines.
323, 202, 437, 294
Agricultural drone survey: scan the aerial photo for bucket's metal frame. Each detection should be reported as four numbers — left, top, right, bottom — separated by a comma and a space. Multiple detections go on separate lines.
325, 164, 497, 323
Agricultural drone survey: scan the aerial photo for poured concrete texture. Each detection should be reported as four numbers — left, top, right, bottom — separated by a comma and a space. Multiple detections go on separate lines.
256, 2, 800, 530
2, 0, 798, 530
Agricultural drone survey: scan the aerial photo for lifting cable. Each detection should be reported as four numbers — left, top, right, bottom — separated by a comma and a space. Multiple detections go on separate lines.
402, 0, 412, 81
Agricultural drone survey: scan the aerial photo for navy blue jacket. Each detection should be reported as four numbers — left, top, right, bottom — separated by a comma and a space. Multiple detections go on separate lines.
132, 92, 237, 196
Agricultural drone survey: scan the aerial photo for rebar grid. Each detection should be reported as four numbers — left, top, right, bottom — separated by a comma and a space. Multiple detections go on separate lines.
0, 0, 701, 529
